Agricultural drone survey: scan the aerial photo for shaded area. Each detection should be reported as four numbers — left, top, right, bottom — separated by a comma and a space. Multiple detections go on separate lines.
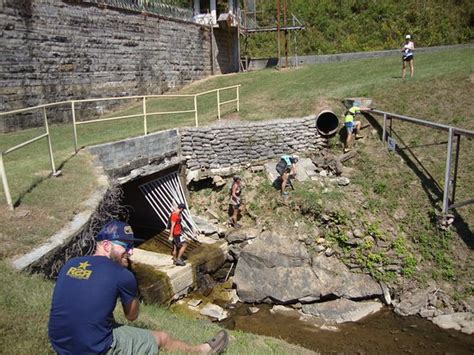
363, 112, 473, 247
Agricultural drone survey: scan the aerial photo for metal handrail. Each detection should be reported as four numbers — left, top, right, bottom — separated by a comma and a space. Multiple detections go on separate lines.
0, 85, 241, 210
368, 109, 474, 216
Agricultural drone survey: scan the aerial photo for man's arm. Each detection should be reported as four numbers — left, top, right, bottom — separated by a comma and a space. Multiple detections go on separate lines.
122, 297, 140, 321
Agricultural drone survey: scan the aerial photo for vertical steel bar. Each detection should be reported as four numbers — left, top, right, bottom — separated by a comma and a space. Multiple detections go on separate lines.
236, 85, 240, 112
194, 95, 199, 127
143, 96, 148, 135
382, 113, 387, 142
71, 101, 78, 153
451, 134, 461, 204
276, 0, 281, 70
0, 153, 14, 210
442, 128, 454, 214
217, 89, 221, 120
43, 107, 57, 174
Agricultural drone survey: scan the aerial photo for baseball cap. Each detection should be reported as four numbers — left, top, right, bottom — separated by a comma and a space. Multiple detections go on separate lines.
177, 203, 186, 210
406, 34, 411, 39
96, 220, 144, 242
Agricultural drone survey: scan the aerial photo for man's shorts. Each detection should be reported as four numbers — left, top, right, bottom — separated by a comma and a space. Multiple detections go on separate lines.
107, 325, 158, 355
173, 234, 187, 248
345, 121, 360, 134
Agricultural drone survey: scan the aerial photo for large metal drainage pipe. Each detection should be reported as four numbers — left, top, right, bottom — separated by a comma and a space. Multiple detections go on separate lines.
315, 110, 340, 136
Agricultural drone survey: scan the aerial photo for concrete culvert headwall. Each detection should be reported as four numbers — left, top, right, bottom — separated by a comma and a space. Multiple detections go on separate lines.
315, 110, 340, 136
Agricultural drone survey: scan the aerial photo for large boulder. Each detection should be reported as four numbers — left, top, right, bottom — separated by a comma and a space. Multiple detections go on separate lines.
233, 231, 383, 303
312, 254, 382, 299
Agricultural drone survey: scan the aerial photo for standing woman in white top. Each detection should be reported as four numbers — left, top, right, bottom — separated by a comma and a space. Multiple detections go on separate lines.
401, 34, 415, 79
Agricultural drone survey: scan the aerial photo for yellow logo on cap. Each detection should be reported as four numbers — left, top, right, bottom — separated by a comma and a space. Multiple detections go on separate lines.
124, 225, 133, 235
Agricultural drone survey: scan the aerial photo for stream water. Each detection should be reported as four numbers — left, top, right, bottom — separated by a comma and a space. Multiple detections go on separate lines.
218, 303, 474, 354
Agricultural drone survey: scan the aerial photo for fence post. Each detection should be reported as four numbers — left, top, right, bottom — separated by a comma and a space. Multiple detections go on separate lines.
143, 96, 148, 135
442, 127, 454, 214
194, 95, 199, 127
217, 89, 221, 120
43, 107, 57, 175
236, 85, 240, 112
71, 101, 78, 153
0, 153, 14, 210
382, 113, 387, 142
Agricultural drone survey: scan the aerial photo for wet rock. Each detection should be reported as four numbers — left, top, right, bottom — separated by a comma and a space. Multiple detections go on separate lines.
431, 312, 474, 335
188, 299, 202, 307
270, 305, 296, 314
379, 281, 392, 305
302, 298, 383, 323
248, 307, 259, 314
200, 303, 228, 321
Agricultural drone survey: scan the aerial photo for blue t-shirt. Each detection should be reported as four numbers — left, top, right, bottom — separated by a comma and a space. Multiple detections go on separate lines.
48, 255, 137, 354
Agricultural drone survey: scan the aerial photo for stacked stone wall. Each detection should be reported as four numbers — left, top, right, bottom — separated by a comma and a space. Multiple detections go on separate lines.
180, 116, 327, 176
0, 0, 215, 132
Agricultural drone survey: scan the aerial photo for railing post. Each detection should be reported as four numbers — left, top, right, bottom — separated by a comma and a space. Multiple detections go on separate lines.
217, 89, 221, 120
143, 96, 148, 135
71, 101, 78, 153
43, 107, 57, 175
0, 153, 14, 210
382, 113, 387, 142
236, 85, 240, 112
194, 95, 199, 127
442, 127, 454, 214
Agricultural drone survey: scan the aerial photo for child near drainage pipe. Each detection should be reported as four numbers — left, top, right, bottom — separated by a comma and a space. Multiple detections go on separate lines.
343, 103, 369, 153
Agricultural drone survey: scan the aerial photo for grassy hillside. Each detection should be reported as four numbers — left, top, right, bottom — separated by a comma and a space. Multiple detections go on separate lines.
244, 0, 474, 56
0, 47, 472, 353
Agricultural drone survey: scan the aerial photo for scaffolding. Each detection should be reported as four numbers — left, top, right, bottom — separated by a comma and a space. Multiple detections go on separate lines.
239, 0, 305, 70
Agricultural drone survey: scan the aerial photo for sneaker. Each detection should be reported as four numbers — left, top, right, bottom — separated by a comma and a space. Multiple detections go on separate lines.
233, 223, 242, 229
174, 259, 186, 266
206, 330, 229, 354
281, 192, 289, 197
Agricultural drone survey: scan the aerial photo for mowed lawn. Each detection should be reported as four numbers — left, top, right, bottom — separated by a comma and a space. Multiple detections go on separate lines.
0, 48, 472, 354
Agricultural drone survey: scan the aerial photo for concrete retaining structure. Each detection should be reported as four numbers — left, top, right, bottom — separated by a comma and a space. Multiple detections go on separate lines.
247, 44, 474, 71
87, 129, 181, 183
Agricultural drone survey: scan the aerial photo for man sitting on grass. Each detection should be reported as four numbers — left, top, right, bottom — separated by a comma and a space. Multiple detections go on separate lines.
48, 220, 228, 354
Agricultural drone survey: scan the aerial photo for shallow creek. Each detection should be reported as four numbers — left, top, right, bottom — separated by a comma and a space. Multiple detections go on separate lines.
218, 303, 474, 354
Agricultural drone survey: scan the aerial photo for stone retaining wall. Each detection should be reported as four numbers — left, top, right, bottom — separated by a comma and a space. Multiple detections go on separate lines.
0, 0, 217, 131
180, 115, 327, 179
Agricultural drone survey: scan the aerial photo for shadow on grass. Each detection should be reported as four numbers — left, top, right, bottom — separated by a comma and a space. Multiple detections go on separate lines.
13, 151, 78, 208
363, 112, 473, 248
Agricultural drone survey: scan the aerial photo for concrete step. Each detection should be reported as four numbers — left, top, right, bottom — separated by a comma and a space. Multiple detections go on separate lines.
131, 232, 228, 305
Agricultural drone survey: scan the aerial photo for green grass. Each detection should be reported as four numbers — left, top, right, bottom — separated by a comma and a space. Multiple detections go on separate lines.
0, 261, 312, 354
1, 47, 473, 353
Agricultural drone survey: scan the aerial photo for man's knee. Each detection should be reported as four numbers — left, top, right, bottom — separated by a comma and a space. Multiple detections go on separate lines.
152, 330, 170, 347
